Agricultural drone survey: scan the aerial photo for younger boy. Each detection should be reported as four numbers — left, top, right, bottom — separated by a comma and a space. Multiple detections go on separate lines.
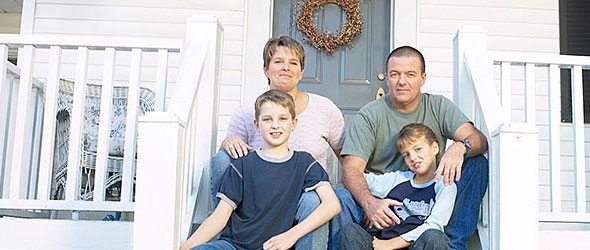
339, 123, 457, 250
181, 89, 341, 250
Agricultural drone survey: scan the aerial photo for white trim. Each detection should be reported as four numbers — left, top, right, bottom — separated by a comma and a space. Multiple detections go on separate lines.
0, 34, 183, 52
242, 0, 272, 101
0, 199, 134, 211
393, 0, 418, 48
491, 52, 590, 66
19, 0, 35, 35
540, 213, 590, 223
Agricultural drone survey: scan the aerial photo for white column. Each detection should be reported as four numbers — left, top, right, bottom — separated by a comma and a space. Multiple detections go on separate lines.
133, 113, 184, 250
492, 124, 538, 250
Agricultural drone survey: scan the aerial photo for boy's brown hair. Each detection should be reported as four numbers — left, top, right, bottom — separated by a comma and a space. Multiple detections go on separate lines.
396, 123, 438, 152
254, 89, 296, 121
263, 35, 306, 71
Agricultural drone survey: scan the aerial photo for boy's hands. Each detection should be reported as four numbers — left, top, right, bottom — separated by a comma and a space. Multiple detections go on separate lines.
372, 236, 410, 250
263, 231, 297, 250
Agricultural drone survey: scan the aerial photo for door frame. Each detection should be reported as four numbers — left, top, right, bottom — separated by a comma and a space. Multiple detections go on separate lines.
242, 0, 419, 101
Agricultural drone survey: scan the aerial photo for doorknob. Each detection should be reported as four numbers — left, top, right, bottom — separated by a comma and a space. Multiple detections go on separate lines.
376, 87, 385, 100
377, 73, 385, 81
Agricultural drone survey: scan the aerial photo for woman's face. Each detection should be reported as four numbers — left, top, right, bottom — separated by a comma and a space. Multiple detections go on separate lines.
264, 46, 303, 92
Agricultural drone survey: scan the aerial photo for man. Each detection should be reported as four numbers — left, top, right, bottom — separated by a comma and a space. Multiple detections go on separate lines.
330, 46, 489, 250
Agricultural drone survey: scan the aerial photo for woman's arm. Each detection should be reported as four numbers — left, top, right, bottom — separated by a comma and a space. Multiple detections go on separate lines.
262, 185, 341, 250
180, 200, 233, 250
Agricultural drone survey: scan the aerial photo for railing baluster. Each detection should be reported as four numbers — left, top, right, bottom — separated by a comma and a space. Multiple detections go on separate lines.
37, 46, 62, 200
156, 49, 169, 112
28, 88, 43, 198
9, 45, 35, 199
93, 48, 116, 201
65, 47, 89, 201
501, 62, 511, 122
121, 48, 142, 202
548, 64, 561, 213
525, 63, 536, 124
0, 44, 8, 198
571, 65, 586, 213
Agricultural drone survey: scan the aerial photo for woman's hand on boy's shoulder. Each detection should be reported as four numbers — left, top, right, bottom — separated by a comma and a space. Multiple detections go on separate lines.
263, 231, 297, 250
221, 135, 253, 159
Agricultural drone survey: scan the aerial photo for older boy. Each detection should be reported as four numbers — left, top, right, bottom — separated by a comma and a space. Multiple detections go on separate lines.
181, 90, 341, 250
339, 124, 456, 250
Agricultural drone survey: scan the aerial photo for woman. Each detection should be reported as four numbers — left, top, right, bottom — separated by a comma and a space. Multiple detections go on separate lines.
208, 35, 345, 249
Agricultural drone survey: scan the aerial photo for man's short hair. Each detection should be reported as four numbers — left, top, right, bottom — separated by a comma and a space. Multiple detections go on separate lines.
254, 89, 296, 121
387, 46, 426, 74
263, 35, 306, 71
396, 123, 438, 151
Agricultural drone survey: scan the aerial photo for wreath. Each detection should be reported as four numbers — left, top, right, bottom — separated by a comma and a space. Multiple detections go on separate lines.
295, 0, 363, 54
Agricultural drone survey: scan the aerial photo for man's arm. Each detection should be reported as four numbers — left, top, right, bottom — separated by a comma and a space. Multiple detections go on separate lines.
342, 155, 401, 229
372, 236, 411, 250
435, 122, 488, 185
180, 200, 233, 250
263, 185, 341, 250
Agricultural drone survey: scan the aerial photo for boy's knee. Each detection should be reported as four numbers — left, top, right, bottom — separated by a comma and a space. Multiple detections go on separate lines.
296, 191, 320, 221
339, 223, 366, 244
334, 188, 354, 203
412, 229, 449, 250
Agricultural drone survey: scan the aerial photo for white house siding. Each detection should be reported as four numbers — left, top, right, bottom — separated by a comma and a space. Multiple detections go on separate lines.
416, 0, 590, 214
28, 0, 246, 148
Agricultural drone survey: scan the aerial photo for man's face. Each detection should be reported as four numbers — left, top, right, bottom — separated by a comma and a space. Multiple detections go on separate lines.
386, 55, 426, 111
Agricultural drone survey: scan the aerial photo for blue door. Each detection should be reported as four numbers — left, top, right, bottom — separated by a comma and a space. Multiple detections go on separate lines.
273, 0, 391, 126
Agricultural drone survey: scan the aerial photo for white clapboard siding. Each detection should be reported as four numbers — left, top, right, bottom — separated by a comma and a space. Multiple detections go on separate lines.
418, 0, 559, 98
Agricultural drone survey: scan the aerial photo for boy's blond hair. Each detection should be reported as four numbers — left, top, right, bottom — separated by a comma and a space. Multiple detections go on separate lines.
396, 123, 438, 153
263, 35, 306, 71
254, 89, 296, 121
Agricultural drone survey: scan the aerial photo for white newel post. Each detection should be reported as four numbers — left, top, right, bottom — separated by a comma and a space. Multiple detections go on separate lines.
134, 113, 185, 250
491, 124, 538, 250
453, 25, 489, 114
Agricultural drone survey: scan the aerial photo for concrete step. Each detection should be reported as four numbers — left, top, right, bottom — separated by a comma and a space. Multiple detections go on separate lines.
0, 217, 133, 250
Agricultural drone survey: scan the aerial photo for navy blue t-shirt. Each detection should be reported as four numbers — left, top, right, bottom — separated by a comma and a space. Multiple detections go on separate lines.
216, 149, 329, 250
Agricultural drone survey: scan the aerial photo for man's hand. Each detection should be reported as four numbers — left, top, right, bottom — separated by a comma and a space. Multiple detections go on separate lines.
263, 231, 297, 250
362, 197, 402, 230
220, 135, 253, 159
434, 142, 465, 186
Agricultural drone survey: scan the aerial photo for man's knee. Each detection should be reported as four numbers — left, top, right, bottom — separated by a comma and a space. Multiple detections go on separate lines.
338, 223, 370, 249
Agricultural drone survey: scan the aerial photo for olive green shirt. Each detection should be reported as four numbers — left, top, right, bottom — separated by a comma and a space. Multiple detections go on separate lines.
341, 93, 469, 174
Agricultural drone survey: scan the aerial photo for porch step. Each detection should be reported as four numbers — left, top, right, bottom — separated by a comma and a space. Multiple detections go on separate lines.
0, 217, 133, 250
540, 230, 590, 250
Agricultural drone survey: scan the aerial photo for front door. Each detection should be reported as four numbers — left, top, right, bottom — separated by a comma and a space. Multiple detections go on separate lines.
272, 0, 391, 126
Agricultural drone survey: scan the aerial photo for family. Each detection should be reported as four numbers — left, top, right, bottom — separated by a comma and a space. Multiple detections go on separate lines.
181, 35, 489, 250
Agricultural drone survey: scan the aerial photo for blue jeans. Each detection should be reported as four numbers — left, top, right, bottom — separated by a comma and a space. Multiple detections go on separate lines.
209, 150, 328, 249
330, 155, 488, 250
190, 240, 236, 250
339, 223, 449, 250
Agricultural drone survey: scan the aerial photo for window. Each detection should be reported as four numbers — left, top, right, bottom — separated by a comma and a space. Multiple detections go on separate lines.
560, 0, 590, 122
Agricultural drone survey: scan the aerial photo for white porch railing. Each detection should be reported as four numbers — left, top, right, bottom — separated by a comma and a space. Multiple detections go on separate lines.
0, 27, 183, 213
455, 26, 590, 250
133, 16, 222, 250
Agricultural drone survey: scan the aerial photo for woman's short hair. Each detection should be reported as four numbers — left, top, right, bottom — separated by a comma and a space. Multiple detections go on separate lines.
254, 89, 296, 120
396, 123, 438, 151
263, 35, 305, 71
